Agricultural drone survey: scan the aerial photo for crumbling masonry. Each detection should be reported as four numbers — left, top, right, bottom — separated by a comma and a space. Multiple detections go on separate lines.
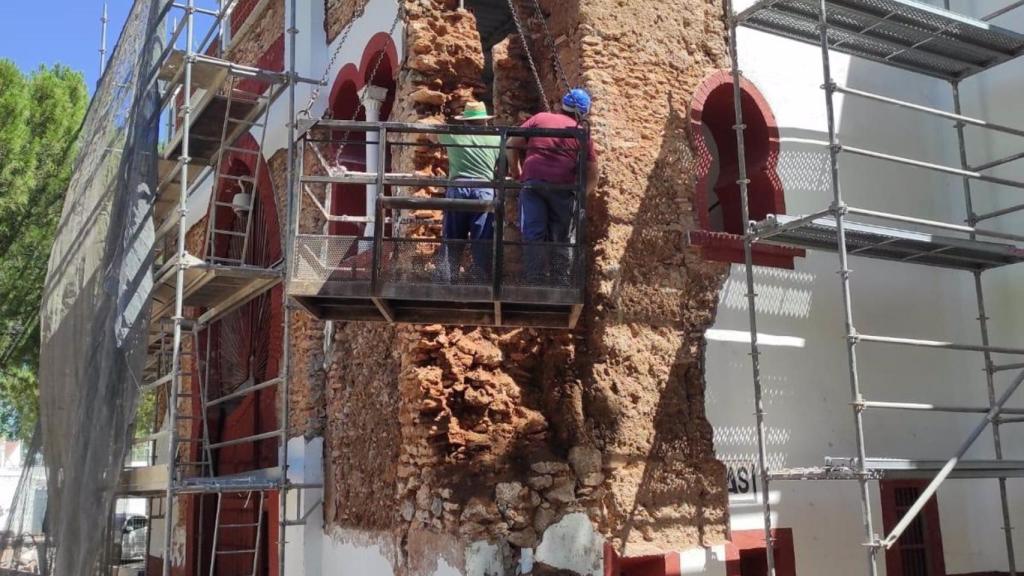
286, 0, 734, 568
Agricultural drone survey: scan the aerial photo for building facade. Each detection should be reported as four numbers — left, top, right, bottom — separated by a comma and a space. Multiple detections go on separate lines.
131, 0, 1024, 575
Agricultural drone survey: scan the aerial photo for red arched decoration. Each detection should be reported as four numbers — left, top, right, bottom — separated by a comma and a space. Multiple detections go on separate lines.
325, 33, 399, 236
359, 32, 400, 82
689, 70, 803, 269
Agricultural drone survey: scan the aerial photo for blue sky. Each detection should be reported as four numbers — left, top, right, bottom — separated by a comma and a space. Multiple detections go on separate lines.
0, 1, 134, 90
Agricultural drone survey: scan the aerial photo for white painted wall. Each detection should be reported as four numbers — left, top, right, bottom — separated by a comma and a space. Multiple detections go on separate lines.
708, 2, 1024, 575
285, 436, 324, 576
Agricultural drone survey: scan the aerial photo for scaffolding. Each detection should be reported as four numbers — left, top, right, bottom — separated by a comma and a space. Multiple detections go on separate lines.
109, 0, 590, 572
728, 0, 1024, 574
113, 1, 321, 575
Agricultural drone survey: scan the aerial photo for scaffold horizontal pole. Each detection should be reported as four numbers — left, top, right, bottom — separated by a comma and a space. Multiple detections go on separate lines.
983, 0, 1024, 21
845, 206, 1024, 243
976, 201, 1024, 223
858, 334, 1024, 355
205, 377, 282, 408
971, 150, 1024, 172
861, 400, 1024, 415
833, 84, 1024, 139
780, 138, 1024, 190
207, 430, 282, 450
842, 145, 1024, 189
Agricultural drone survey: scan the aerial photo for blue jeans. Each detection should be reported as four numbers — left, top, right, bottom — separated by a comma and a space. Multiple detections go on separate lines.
438, 187, 494, 282
519, 182, 575, 285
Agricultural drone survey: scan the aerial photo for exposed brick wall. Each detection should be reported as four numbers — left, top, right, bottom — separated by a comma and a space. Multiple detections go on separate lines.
565, 0, 732, 553
314, 0, 733, 566
326, 0, 371, 43
225, 0, 285, 72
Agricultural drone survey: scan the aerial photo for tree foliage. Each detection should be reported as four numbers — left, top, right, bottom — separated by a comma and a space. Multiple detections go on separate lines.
0, 60, 88, 440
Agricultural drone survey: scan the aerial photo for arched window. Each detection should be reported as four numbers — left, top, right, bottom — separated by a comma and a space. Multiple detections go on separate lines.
326, 33, 398, 237
690, 71, 803, 269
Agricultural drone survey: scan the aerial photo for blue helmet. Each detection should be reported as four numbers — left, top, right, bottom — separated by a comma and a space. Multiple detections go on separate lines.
562, 88, 592, 115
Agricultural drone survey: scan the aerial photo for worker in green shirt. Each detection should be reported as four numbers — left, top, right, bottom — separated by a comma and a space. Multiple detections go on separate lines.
436, 101, 501, 281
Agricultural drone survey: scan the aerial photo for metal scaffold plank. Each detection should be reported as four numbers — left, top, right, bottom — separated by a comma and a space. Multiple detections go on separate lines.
754, 214, 1024, 271
737, 0, 1024, 80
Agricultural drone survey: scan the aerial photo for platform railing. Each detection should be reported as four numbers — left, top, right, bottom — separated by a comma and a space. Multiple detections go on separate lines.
292, 120, 590, 308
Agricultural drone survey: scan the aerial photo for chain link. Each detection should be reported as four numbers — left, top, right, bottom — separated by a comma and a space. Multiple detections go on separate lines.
505, 0, 549, 111
334, 4, 404, 165
527, 0, 571, 93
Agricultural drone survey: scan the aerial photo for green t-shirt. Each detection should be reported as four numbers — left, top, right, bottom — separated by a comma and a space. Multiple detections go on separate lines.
439, 133, 501, 180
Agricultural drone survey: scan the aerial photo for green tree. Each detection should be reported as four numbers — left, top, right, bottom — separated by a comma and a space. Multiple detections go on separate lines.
0, 61, 88, 440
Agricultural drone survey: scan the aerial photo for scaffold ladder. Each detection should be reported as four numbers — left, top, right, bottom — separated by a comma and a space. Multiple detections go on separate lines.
204, 75, 274, 266
142, 323, 213, 478
208, 491, 265, 576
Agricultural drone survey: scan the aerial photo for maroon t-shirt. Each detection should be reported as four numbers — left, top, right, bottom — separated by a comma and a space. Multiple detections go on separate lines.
519, 112, 595, 184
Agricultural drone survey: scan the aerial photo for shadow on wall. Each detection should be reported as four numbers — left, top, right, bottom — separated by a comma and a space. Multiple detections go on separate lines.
717, 267, 815, 319
581, 101, 730, 553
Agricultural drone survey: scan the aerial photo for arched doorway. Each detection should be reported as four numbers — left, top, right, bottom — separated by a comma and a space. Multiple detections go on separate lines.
204, 133, 282, 474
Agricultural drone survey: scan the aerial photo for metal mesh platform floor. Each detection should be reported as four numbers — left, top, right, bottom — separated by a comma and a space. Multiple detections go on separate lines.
737, 0, 1024, 79
291, 291, 583, 329
756, 214, 1024, 270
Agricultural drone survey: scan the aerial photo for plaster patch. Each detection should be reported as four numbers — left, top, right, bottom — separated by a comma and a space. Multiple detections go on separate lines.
680, 546, 728, 575
535, 513, 604, 576
465, 540, 505, 576
321, 527, 399, 575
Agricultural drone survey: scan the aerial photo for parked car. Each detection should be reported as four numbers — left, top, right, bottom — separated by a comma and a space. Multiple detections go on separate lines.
120, 515, 148, 561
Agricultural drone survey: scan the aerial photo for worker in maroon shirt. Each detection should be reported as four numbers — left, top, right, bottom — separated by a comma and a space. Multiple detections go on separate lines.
506, 89, 599, 284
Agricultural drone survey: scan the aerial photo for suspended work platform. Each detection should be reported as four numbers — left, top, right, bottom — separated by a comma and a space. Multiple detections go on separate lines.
289, 120, 590, 328
753, 214, 1024, 271
737, 0, 1024, 80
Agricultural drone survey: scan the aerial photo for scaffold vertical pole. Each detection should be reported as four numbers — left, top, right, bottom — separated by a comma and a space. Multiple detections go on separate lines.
727, 2, 776, 574
817, 2, 878, 574
163, 0, 195, 574
949, 73, 1017, 575
280, 0, 299, 574
99, 2, 109, 83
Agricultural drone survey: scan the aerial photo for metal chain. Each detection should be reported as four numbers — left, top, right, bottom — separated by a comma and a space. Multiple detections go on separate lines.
334, 5, 404, 166
506, 0, 549, 111
527, 0, 571, 93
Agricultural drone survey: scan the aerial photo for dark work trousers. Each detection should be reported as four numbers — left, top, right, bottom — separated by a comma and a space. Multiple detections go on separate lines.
438, 186, 494, 282
519, 181, 575, 285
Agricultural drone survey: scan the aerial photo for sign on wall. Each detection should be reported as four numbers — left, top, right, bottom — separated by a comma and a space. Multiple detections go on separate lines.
726, 462, 758, 496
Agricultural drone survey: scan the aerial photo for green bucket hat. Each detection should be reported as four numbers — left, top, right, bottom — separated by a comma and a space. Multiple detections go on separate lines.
455, 101, 495, 120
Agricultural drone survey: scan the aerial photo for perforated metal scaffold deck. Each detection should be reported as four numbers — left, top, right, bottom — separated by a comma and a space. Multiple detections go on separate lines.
755, 214, 1024, 271
737, 0, 1024, 79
